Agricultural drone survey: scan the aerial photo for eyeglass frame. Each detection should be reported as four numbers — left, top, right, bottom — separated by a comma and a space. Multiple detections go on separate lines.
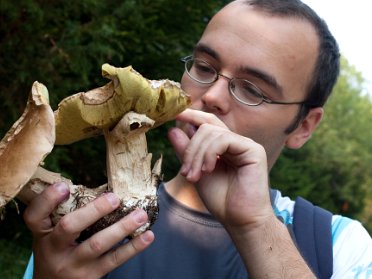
180, 55, 308, 107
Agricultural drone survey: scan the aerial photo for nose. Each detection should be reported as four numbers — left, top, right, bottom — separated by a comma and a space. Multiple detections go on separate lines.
201, 74, 232, 114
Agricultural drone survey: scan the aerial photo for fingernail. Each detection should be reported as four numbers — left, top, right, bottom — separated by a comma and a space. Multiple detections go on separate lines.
180, 164, 189, 176
53, 182, 69, 195
186, 168, 193, 179
105, 193, 120, 207
140, 231, 153, 243
132, 209, 147, 224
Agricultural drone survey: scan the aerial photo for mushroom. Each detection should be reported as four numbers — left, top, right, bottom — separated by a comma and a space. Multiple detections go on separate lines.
0, 82, 55, 211
0, 64, 190, 238
54, 64, 190, 145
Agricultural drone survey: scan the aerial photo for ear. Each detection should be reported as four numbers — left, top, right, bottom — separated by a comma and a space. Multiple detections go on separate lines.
285, 107, 324, 149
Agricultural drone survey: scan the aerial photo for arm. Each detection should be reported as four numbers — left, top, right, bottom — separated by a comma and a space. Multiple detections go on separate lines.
168, 109, 315, 278
227, 214, 315, 278
23, 182, 154, 279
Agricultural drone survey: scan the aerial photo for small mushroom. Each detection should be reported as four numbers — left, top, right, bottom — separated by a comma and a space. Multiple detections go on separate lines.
0, 64, 190, 238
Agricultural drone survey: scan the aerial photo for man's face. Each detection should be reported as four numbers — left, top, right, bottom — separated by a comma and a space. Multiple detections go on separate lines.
180, 1, 320, 168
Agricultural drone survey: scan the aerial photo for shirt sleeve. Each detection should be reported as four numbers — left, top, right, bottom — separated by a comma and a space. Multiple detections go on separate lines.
23, 253, 34, 279
331, 216, 372, 278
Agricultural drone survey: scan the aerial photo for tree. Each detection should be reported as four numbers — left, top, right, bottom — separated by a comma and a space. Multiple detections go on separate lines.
0, 1, 225, 276
271, 57, 372, 231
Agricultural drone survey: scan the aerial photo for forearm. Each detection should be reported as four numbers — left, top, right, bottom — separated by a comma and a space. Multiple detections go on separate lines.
228, 216, 316, 279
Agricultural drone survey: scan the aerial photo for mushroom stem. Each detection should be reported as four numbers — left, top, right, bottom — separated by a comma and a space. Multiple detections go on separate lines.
103, 112, 161, 235
104, 112, 160, 198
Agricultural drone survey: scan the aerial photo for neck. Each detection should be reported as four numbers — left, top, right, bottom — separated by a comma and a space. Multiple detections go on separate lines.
165, 173, 209, 213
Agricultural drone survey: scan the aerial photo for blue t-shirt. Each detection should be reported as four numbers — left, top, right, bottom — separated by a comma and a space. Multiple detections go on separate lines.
24, 184, 372, 279
104, 183, 247, 279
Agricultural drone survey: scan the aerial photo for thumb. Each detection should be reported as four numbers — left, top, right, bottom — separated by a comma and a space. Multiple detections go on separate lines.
23, 182, 70, 236
167, 127, 190, 162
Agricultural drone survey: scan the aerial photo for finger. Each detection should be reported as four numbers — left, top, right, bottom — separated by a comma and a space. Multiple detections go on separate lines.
76, 209, 149, 260
51, 193, 120, 246
99, 230, 154, 275
167, 127, 190, 162
169, 124, 218, 181
23, 182, 70, 236
176, 109, 228, 129
181, 124, 225, 181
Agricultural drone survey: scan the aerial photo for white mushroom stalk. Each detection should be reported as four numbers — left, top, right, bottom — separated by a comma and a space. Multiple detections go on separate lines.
0, 64, 190, 238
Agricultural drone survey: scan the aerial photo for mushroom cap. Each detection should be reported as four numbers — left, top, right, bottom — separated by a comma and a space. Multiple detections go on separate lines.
0, 82, 55, 208
55, 64, 191, 145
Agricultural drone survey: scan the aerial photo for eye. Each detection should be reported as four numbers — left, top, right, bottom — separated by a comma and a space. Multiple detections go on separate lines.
189, 60, 216, 81
193, 60, 216, 75
239, 80, 263, 97
230, 79, 264, 105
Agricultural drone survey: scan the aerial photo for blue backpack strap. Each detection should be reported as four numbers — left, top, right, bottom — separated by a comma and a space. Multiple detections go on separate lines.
293, 197, 333, 279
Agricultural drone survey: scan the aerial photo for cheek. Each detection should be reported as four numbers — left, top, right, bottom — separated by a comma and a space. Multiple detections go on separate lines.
238, 117, 287, 167
231, 108, 289, 147
181, 74, 206, 108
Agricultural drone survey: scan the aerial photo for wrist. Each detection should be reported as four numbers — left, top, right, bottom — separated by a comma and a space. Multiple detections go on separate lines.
226, 213, 279, 243
226, 215, 315, 278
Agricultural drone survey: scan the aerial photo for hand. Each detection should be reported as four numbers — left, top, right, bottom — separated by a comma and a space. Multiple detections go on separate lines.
168, 109, 274, 230
23, 182, 154, 279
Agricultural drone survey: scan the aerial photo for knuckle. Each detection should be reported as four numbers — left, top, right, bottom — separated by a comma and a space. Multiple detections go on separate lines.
198, 123, 209, 132
57, 215, 74, 234
204, 114, 216, 123
111, 248, 121, 267
117, 218, 133, 235
104, 248, 122, 271
103, 234, 152, 273
88, 236, 104, 254
22, 207, 34, 225
252, 140, 266, 154
92, 197, 112, 215
129, 238, 141, 252
183, 147, 193, 158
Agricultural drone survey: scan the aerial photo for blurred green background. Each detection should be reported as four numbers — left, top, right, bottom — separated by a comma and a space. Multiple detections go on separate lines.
0, 0, 371, 277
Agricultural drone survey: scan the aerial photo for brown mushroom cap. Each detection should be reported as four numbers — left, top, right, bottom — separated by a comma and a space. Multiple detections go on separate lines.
55, 63, 191, 145
0, 82, 55, 208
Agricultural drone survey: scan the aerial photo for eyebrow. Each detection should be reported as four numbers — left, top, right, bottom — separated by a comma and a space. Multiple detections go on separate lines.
193, 44, 220, 60
193, 43, 283, 95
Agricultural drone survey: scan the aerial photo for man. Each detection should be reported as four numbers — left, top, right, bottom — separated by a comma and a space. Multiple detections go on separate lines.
23, 0, 372, 278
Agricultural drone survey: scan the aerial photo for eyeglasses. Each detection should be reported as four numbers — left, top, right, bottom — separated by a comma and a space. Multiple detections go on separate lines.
181, 55, 307, 106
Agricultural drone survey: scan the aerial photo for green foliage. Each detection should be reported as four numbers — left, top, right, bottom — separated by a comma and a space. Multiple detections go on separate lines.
271, 58, 372, 231
0, 0, 225, 276
0, 0, 224, 184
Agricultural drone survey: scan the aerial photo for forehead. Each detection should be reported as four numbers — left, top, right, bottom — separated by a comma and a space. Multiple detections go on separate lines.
198, 1, 319, 99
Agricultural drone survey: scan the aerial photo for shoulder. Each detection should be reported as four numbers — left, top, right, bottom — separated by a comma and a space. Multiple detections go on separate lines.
272, 189, 295, 225
331, 215, 372, 278
272, 190, 372, 277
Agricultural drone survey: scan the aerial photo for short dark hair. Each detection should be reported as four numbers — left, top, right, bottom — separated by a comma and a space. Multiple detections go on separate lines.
244, 0, 340, 133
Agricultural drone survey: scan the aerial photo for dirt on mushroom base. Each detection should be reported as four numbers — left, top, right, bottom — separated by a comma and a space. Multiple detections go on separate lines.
77, 195, 159, 242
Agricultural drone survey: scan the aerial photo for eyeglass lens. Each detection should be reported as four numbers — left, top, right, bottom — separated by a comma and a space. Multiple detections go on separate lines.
185, 58, 264, 105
